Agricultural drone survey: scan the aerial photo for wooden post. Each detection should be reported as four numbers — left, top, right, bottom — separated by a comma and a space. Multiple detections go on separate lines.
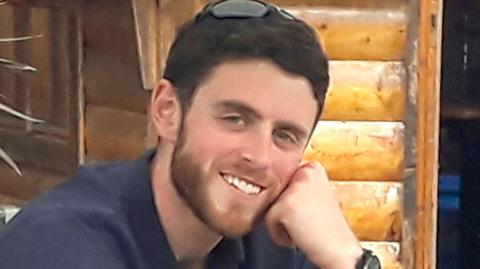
415, 0, 442, 268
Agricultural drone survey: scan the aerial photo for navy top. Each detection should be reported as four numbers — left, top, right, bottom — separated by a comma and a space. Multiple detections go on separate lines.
0, 150, 318, 269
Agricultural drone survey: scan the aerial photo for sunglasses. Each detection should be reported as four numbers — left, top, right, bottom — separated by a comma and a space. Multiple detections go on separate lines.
196, 0, 296, 22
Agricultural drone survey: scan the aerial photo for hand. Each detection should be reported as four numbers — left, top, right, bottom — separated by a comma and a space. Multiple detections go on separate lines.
265, 162, 363, 269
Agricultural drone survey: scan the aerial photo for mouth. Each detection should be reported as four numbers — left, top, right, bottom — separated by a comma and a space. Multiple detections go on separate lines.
220, 172, 264, 195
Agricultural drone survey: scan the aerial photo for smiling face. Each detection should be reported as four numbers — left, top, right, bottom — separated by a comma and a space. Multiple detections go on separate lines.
170, 59, 318, 237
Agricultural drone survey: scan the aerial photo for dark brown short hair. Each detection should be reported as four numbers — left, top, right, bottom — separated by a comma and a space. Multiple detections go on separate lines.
163, 1, 329, 117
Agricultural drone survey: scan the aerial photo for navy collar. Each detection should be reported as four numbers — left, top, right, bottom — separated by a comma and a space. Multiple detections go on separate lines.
122, 149, 245, 268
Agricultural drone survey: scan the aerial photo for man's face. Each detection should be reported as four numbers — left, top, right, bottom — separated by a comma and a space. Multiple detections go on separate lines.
170, 60, 318, 237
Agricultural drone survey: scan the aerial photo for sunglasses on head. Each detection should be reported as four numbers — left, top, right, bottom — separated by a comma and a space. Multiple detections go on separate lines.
196, 0, 296, 22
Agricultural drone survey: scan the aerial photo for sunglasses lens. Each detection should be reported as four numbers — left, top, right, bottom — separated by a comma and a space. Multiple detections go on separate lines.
212, 0, 268, 18
278, 9, 295, 21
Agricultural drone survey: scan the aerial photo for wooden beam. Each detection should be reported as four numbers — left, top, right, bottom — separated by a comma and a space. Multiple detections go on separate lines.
132, 0, 160, 90
415, 0, 442, 268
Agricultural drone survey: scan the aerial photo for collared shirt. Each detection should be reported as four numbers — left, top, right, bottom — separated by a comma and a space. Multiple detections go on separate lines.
0, 150, 317, 269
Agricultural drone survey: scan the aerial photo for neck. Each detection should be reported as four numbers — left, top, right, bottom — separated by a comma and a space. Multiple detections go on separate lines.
150, 144, 223, 264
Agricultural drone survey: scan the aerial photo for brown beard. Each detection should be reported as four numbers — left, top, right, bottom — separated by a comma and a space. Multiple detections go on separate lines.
170, 140, 212, 228
169, 128, 271, 237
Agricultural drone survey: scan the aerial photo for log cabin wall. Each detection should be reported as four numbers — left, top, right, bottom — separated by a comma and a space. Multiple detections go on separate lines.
289, 2, 408, 269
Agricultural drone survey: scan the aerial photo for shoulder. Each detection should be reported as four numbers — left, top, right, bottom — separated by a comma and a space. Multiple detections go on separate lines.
2, 159, 142, 237
0, 161, 142, 269
0, 203, 132, 269
16, 161, 136, 221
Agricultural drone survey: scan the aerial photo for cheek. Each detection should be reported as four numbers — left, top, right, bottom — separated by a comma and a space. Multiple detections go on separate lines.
182, 124, 234, 163
272, 152, 302, 187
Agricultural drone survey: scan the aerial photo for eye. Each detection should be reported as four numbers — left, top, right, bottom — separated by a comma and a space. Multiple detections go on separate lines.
222, 114, 246, 126
274, 129, 298, 145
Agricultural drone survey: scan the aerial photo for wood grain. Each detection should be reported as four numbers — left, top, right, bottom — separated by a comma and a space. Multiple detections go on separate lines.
303, 121, 405, 181
333, 181, 402, 241
0, 5, 80, 174
271, 0, 406, 9
85, 106, 147, 162
0, 162, 67, 202
132, 0, 161, 90
288, 7, 407, 60
414, 0, 442, 268
83, 0, 149, 113
322, 61, 406, 121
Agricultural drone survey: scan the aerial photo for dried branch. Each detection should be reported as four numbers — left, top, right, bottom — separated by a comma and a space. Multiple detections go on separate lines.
0, 146, 21, 176
0, 34, 42, 42
0, 57, 36, 72
0, 103, 44, 123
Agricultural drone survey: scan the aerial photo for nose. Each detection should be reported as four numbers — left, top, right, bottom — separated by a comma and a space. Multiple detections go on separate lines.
239, 130, 272, 170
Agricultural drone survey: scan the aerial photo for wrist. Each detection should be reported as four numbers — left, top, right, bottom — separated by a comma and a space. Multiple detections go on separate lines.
311, 242, 363, 269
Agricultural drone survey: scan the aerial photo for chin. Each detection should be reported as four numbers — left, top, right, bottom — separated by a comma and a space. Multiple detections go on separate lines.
208, 210, 261, 238
216, 222, 255, 238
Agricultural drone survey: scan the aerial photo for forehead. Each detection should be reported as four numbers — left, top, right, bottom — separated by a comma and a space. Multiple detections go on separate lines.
189, 59, 318, 126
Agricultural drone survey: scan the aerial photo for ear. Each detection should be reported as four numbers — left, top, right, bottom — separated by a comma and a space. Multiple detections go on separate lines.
150, 79, 182, 143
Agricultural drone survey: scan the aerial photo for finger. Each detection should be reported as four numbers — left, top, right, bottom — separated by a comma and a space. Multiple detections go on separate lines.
297, 162, 331, 186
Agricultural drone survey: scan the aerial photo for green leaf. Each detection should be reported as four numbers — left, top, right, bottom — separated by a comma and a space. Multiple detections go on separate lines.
0, 146, 22, 176
0, 103, 44, 123
0, 57, 37, 72
0, 34, 43, 42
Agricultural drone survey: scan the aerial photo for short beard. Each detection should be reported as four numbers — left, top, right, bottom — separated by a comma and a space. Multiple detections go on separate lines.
170, 137, 213, 229
169, 129, 264, 238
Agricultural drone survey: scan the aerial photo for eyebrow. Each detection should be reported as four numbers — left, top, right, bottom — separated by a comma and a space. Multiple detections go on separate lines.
213, 100, 310, 141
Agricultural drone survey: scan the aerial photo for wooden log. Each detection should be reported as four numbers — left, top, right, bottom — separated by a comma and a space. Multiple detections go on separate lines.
85, 105, 147, 162
333, 181, 402, 241
287, 7, 407, 60
361, 242, 402, 269
303, 121, 405, 181
4, 0, 80, 8
322, 61, 406, 121
271, 0, 406, 9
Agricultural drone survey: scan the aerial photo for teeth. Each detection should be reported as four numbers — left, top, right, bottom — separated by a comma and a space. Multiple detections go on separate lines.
222, 174, 261, 195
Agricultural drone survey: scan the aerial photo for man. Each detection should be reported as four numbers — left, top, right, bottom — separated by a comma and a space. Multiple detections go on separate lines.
0, 0, 380, 268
